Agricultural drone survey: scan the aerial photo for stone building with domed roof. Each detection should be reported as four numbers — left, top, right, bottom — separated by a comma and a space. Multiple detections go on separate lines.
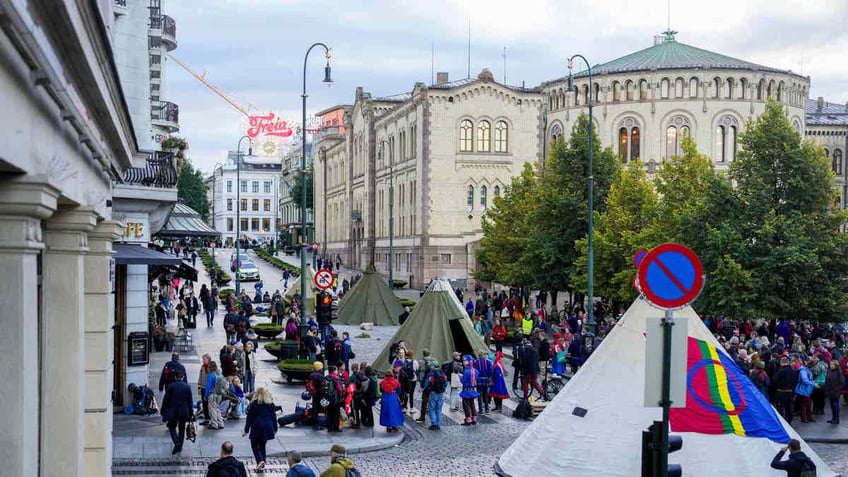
314, 32, 839, 287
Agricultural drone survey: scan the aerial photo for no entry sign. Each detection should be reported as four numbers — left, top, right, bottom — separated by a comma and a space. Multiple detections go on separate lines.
637, 243, 704, 309
314, 268, 335, 290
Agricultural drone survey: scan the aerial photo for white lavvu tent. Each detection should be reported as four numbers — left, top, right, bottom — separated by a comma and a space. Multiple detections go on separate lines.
495, 297, 839, 477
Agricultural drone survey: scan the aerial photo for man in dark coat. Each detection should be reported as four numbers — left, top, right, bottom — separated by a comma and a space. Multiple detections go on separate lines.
772, 356, 799, 424
206, 441, 248, 477
160, 371, 193, 454
770, 438, 815, 477
521, 339, 545, 401
186, 292, 199, 328
159, 352, 188, 392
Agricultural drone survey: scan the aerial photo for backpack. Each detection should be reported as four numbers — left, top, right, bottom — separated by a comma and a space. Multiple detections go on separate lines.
345, 467, 362, 477
367, 376, 380, 403
800, 456, 817, 477
323, 376, 342, 405
213, 374, 227, 396
306, 374, 319, 397
401, 359, 416, 381
162, 362, 180, 386
513, 398, 532, 420
430, 370, 447, 394
329, 340, 343, 360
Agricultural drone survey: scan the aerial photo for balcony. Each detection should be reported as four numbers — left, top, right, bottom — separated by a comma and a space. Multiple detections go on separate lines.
161, 15, 177, 51
152, 101, 179, 132
113, 0, 128, 15
122, 151, 177, 188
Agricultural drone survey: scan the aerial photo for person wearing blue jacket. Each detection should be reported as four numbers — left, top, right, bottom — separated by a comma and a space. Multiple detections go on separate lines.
243, 387, 278, 472
794, 357, 816, 423
460, 355, 480, 426
205, 361, 225, 429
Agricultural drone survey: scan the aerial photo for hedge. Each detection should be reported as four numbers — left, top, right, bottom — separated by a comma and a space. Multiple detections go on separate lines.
253, 247, 300, 275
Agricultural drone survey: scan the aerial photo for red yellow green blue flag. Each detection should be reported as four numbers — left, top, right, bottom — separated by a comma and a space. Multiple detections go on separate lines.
669, 336, 790, 443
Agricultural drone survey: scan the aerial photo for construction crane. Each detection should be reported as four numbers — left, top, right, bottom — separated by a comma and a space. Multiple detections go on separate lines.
166, 52, 253, 117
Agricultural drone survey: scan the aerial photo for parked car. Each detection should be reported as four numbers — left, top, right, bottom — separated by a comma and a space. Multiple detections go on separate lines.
236, 261, 261, 281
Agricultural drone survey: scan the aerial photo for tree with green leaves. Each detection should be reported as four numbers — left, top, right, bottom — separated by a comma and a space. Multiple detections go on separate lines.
176, 158, 210, 221
728, 101, 848, 320
529, 114, 618, 299
572, 159, 657, 304
290, 170, 313, 211
475, 162, 538, 286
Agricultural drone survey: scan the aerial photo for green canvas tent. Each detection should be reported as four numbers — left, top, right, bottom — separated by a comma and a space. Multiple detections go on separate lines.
284, 265, 316, 315
373, 278, 487, 373
336, 263, 403, 325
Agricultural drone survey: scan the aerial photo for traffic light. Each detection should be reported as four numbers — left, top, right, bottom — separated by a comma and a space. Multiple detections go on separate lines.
641, 421, 683, 477
316, 291, 333, 324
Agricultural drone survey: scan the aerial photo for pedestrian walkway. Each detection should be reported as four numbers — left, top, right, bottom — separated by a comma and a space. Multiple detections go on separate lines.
111, 254, 404, 475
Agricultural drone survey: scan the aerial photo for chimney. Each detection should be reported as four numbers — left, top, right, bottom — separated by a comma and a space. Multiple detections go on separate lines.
817, 96, 824, 111
436, 72, 449, 85
654, 35, 663, 46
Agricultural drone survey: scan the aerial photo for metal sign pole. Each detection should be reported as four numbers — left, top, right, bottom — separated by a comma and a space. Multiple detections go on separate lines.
658, 308, 673, 477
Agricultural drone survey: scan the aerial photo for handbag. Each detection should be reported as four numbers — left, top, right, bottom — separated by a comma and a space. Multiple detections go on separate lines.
185, 419, 197, 443
556, 351, 567, 364
450, 373, 462, 388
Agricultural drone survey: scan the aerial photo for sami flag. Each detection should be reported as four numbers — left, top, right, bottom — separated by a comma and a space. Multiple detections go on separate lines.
669, 336, 790, 443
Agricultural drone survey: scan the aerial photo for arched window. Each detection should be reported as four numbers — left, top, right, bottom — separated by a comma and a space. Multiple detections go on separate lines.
666, 126, 678, 161
834, 150, 843, 175
641, 79, 650, 100
715, 125, 726, 163
480, 185, 488, 211
618, 118, 640, 163
493, 185, 500, 198
625, 80, 634, 101
689, 77, 699, 98
730, 126, 738, 162
583, 84, 590, 105
593, 83, 601, 103
477, 120, 491, 152
675, 78, 684, 98
612, 81, 620, 102
713, 77, 722, 98
459, 119, 473, 151
757, 79, 765, 100
660, 78, 669, 99
466, 185, 474, 212
726, 78, 734, 99
494, 121, 508, 152
739, 78, 748, 99
551, 124, 563, 143
718, 116, 739, 162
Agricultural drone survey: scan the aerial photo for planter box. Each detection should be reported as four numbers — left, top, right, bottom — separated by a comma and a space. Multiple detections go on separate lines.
253, 326, 283, 339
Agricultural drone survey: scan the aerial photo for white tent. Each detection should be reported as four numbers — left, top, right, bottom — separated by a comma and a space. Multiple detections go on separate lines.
496, 297, 838, 477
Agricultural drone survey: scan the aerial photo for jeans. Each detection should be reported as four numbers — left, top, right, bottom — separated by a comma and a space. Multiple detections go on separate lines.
797, 394, 813, 421
476, 385, 490, 412
401, 380, 417, 410
326, 404, 341, 432
250, 438, 268, 464
205, 308, 214, 326
244, 372, 255, 394
775, 390, 794, 424
355, 397, 373, 426
167, 419, 186, 445
830, 396, 841, 423
428, 392, 444, 427
522, 372, 545, 400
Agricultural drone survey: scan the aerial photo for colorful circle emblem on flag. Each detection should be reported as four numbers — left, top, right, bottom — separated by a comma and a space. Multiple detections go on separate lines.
687, 358, 748, 416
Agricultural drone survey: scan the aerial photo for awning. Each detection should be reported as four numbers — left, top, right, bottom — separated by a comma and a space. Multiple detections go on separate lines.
156, 203, 220, 239
114, 244, 182, 265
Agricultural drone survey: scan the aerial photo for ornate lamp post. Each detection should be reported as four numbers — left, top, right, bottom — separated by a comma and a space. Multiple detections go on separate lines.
300, 42, 332, 323
235, 135, 252, 295
566, 54, 596, 334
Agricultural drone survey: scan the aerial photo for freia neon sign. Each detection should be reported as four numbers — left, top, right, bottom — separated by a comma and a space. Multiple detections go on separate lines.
246, 113, 294, 139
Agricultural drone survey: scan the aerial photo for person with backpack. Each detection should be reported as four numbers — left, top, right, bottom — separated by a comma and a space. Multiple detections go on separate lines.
521, 339, 546, 401
319, 444, 359, 477
306, 361, 325, 430
357, 365, 377, 427
204, 361, 226, 429
159, 352, 188, 392
379, 370, 404, 433
341, 331, 355, 372
323, 366, 345, 434
770, 438, 817, 477
750, 361, 771, 397
423, 360, 447, 430
399, 349, 419, 414
415, 349, 432, 423
326, 330, 344, 367
512, 332, 525, 392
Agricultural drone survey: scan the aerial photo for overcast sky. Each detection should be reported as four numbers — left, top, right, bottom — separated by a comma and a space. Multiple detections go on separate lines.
164, 0, 848, 173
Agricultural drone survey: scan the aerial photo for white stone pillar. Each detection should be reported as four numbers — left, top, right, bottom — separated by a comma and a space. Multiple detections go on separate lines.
0, 179, 58, 477
83, 220, 122, 477
123, 263, 150, 405
42, 207, 97, 477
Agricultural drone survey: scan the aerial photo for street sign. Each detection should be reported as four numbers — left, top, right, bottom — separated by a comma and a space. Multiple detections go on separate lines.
314, 268, 335, 290
232, 259, 241, 269
633, 249, 647, 268
638, 243, 704, 310
210, 242, 216, 249
311, 242, 320, 251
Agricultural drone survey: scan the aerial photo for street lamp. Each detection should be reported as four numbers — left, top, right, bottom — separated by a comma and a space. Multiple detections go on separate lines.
235, 135, 252, 295
300, 42, 332, 323
378, 138, 394, 288
566, 54, 596, 335
212, 162, 225, 286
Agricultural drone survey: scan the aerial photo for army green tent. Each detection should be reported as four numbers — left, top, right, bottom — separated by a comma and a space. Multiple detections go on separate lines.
284, 265, 316, 315
373, 278, 487, 373
336, 263, 403, 325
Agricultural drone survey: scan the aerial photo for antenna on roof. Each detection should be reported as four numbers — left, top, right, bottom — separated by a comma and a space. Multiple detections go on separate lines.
431, 41, 435, 85
667, 0, 671, 32
502, 46, 507, 84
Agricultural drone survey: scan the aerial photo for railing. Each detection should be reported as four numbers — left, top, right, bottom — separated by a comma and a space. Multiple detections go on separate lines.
122, 151, 177, 188
162, 15, 176, 38
114, 0, 127, 6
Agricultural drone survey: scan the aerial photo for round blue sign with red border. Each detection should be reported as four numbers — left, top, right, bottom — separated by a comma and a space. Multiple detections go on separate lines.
637, 243, 704, 309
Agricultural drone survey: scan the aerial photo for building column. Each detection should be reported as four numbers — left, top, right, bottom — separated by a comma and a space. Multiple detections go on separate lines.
84, 220, 122, 477
0, 178, 59, 477
42, 207, 97, 477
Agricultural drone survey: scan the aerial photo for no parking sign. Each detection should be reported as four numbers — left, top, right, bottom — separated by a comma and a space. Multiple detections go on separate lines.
637, 243, 704, 310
